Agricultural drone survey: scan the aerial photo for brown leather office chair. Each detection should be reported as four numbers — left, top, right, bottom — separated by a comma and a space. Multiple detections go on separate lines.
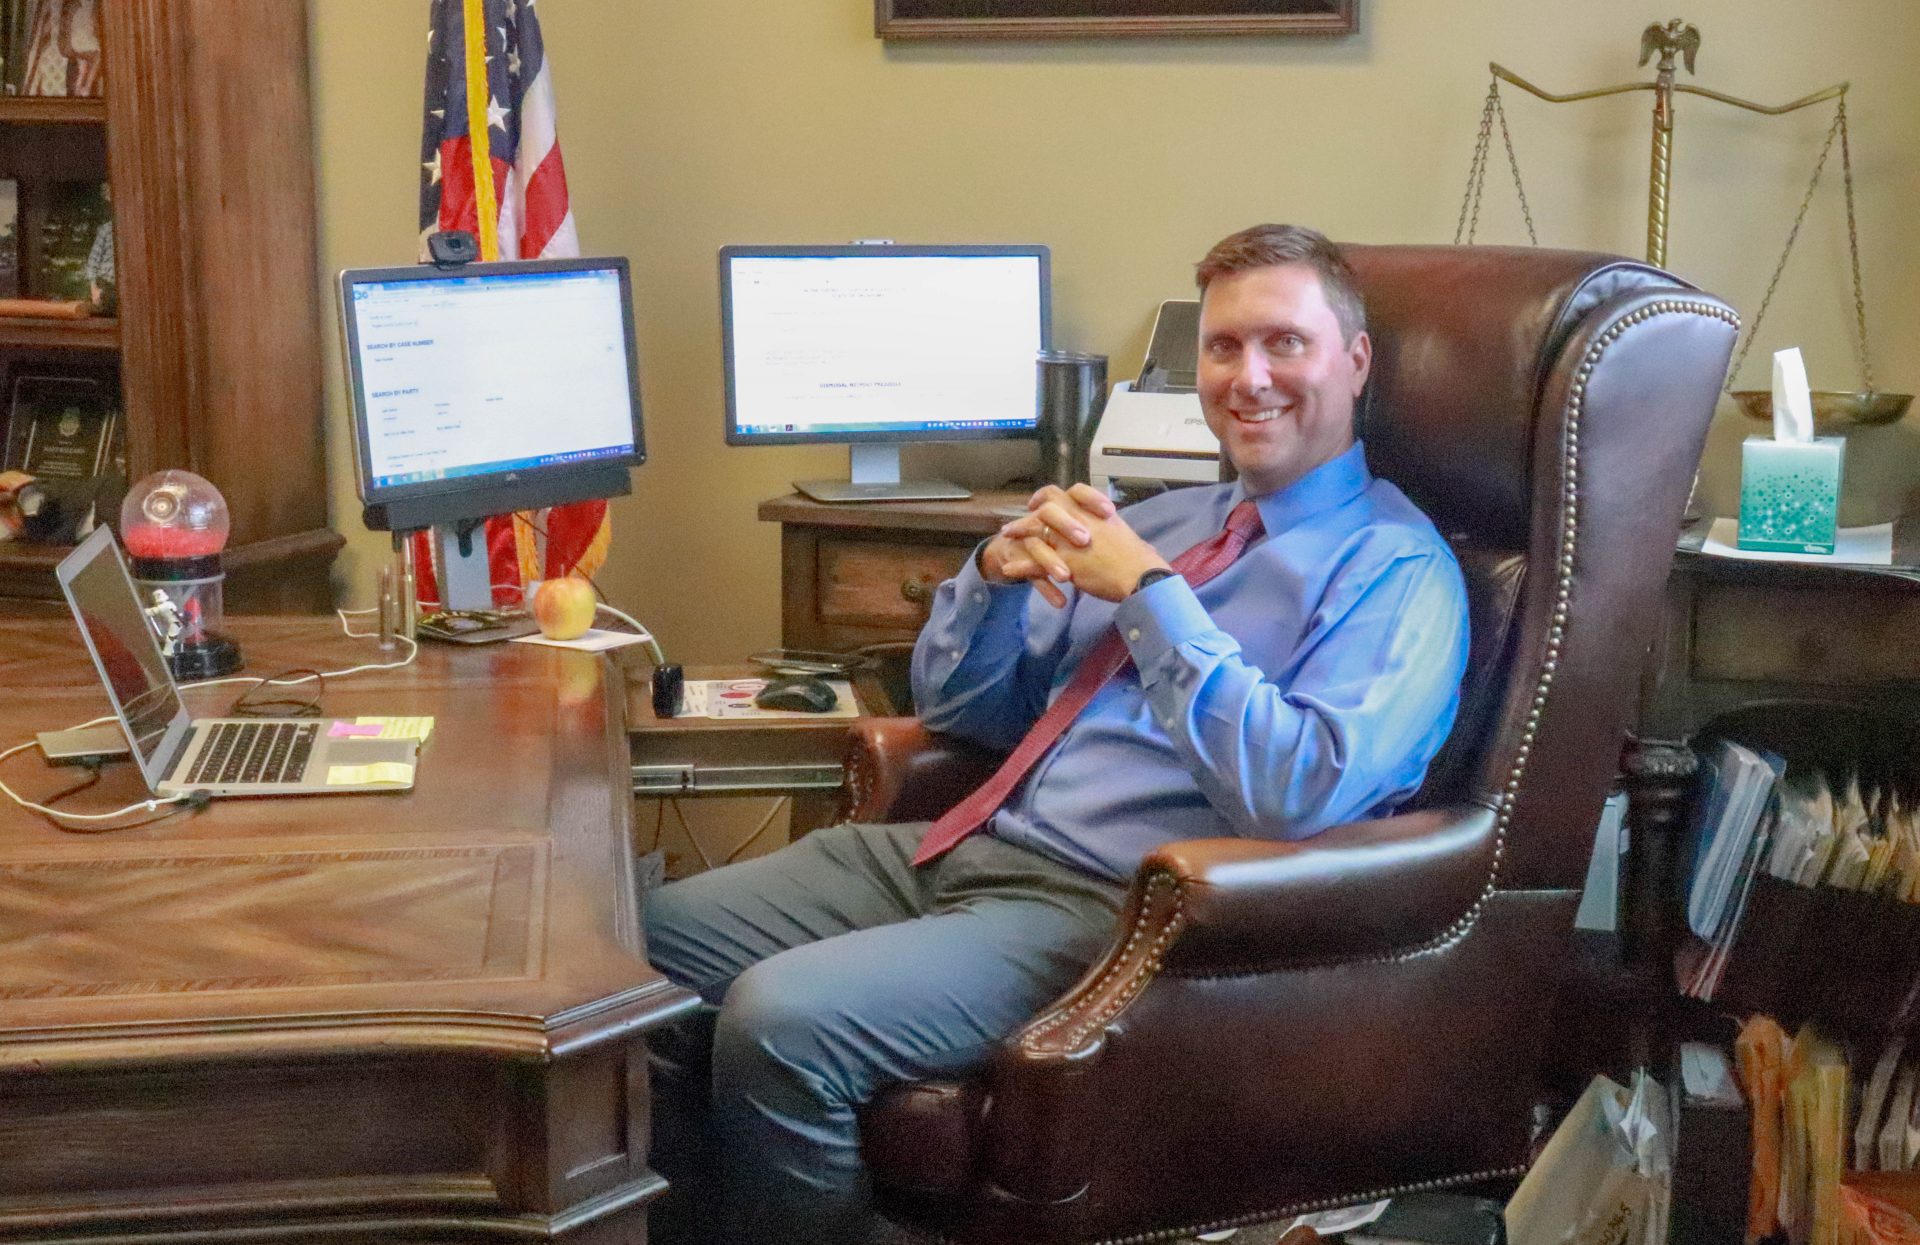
839, 245, 1739, 1244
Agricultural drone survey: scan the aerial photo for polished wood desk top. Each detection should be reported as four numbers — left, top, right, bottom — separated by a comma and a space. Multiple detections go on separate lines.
0, 617, 695, 1242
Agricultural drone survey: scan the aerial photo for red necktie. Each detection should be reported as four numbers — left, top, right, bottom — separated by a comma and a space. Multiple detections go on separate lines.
914, 499, 1265, 865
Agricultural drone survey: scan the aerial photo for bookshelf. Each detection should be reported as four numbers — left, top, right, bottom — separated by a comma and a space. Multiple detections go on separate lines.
1612, 521, 1920, 1241
0, 0, 338, 611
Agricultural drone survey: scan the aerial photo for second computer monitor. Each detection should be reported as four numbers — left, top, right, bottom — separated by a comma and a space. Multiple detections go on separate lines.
720, 243, 1050, 502
338, 256, 645, 609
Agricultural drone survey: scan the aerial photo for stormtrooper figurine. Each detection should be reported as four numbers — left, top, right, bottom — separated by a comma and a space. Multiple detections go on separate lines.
142, 589, 184, 658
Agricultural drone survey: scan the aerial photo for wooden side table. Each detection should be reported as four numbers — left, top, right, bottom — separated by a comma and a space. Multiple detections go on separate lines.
622, 661, 892, 838
1612, 518, 1920, 1061
758, 492, 1027, 708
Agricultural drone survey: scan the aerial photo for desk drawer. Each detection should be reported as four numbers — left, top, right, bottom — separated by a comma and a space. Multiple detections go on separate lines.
817, 538, 972, 630
1694, 583, 1920, 684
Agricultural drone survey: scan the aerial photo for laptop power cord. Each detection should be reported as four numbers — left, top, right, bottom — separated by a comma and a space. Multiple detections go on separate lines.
0, 737, 198, 830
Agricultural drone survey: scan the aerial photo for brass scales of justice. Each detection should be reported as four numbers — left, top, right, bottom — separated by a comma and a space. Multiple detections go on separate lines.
1455, 18, 1910, 430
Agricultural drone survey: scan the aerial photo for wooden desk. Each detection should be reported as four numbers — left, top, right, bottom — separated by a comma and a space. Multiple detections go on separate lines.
0, 618, 697, 1243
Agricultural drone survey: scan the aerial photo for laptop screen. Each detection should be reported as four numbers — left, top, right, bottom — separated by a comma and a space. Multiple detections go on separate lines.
56, 527, 191, 784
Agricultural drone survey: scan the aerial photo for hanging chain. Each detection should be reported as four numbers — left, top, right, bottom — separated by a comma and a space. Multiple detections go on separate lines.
1455, 77, 1537, 247
1837, 100, 1875, 392
1494, 90, 1538, 245
1724, 99, 1846, 392
1455, 78, 1498, 245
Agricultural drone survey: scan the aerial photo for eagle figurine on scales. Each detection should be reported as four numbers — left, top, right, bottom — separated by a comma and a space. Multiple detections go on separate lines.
1640, 17, 1700, 78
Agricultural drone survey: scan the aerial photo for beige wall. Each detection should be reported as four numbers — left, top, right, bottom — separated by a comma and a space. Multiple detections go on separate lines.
311, 0, 1920, 663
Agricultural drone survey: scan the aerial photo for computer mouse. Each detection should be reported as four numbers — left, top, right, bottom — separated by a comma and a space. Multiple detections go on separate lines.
754, 675, 839, 714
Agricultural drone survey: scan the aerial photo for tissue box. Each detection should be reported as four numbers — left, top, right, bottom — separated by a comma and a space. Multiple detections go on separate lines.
1739, 435, 1844, 554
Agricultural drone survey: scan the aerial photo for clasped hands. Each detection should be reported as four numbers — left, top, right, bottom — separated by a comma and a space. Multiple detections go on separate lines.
981, 484, 1172, 607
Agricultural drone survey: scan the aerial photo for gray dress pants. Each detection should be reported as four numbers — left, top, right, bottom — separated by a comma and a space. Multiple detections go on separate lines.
642, 819, 1126, 1244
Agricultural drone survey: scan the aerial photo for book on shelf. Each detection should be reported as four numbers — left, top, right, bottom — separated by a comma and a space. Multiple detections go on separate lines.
0, 178, 17, 299
36, 178, 112, 311
14, 0, 102, 98
1575, 788, 1630, 933
1685, 740, 1782, 939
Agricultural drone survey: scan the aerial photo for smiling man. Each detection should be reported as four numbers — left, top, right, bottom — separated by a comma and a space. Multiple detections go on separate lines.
642, 224, 1469, 1245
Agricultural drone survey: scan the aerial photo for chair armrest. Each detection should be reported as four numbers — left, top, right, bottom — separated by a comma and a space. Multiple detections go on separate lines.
972, 803, 1503, 1208
1147, 802, 1501, 974
844, 717, 1003, 824
1014, 802, 1500, 1058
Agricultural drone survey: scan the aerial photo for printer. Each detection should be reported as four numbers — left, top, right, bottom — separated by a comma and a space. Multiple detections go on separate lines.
1088, 300, 1221, 501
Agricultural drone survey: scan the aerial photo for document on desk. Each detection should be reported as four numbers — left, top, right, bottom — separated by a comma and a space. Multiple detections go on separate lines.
512, 628, 654, 653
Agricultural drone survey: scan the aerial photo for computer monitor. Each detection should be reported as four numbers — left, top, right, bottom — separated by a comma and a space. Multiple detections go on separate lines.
338, 256, 645, 609
720, 243, 1050, 502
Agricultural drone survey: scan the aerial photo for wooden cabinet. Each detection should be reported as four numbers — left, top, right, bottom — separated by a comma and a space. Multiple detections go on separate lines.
760, 491, 1025, 713
0, 0, 337, 610
1612, 522, 1920, 1245
761, 490, 1022, 639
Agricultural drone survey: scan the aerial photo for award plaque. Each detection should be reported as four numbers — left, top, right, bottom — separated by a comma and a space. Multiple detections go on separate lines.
7, 373, 119, 481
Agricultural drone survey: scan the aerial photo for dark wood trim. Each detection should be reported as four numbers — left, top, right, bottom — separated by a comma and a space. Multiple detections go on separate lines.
0, 97, 107, 124
0, 316, 120, 351
758, 490, 1017, 537
222, 528, 349, 572
875, 0, 1355, 39
100, 0, 199, 475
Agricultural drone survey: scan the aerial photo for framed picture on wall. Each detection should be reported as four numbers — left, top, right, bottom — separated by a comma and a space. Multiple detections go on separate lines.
875, 0, 1356, 40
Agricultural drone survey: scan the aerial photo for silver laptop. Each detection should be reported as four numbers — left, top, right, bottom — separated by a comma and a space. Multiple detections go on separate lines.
55, 526, 419, 798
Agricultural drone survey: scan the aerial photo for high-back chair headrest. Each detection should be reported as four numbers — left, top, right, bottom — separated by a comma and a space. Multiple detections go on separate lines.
1342, 244, 1697, 548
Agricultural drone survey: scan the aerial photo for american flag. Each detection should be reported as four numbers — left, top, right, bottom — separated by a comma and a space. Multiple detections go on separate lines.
416, 0, 608, 608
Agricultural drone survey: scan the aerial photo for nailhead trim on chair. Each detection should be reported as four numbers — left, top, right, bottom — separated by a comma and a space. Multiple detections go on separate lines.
1094, 1163, 1531, 1245
1020, 870, 1185, 1052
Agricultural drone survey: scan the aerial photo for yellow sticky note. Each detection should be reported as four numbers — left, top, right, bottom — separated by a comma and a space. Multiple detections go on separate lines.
353, 716, 434, 742
326, 762, 415, 787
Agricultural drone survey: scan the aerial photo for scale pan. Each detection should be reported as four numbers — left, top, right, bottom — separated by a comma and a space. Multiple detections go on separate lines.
1729, 390, 1912, 429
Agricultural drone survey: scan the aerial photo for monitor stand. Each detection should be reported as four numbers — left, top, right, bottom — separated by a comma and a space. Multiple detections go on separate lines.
432, 519, 498, 612
795, 445, 971, 504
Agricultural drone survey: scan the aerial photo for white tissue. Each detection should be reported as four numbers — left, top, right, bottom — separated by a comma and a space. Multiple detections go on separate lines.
1771, 347, 1814, 444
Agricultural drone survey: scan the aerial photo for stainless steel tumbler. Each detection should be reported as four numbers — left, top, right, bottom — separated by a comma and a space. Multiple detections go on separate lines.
1036, 350, 1108, 490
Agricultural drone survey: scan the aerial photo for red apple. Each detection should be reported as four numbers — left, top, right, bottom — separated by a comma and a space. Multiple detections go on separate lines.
532, 576, 597, 641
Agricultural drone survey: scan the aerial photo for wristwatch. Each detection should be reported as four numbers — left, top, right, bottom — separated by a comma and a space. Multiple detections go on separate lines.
1133, 567, 1178, 595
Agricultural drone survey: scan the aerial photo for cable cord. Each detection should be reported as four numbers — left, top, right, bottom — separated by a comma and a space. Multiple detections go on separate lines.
0, 739, 193, 829
0, 607, 419, 831
595, 602, 666, 665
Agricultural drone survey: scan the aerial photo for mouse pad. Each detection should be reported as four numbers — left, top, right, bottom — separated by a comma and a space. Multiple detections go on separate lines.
680, 678, 858, 720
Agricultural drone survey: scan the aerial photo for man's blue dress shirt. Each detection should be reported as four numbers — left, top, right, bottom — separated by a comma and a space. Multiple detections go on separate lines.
909, 441, 1470, 884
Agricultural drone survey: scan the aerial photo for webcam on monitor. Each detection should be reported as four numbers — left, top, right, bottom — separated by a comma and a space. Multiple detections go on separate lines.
426, 229, 480, 268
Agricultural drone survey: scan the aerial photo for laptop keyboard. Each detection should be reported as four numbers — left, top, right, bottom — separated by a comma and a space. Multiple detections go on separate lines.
187, 722, 318, 786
